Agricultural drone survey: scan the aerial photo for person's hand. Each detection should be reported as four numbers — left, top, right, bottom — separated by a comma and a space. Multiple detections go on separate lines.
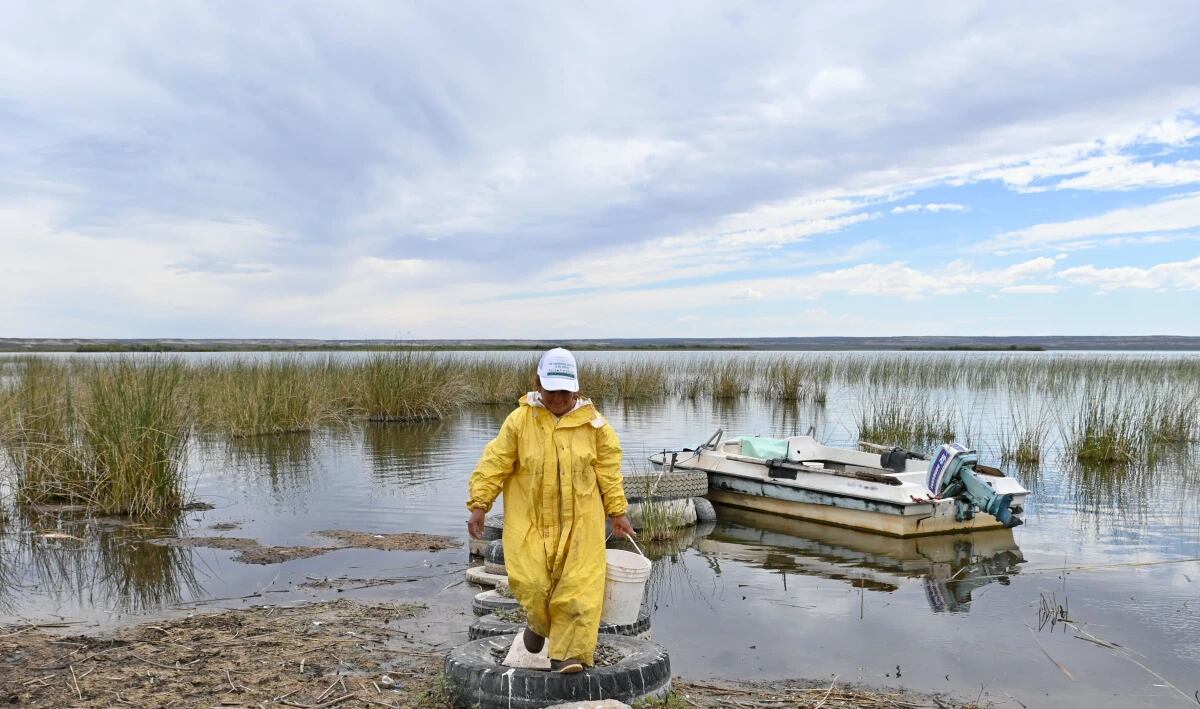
610, 514, 636, 538
468, 508, 486, 539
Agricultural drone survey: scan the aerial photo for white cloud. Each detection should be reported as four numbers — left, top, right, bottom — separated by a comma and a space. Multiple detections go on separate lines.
958, 117, 1200, 193
3, 4, 1200, 336
999, 284, 1060, 294
1058, 257, 1200, 291
729, 288, 764, 300
983, 192, 1200, 252
891, 203, 969, 214
1051, 158, 1200, 191
806, 66, 868, 101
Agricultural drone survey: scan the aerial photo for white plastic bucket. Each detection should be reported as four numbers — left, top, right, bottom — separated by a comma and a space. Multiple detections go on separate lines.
601, 548, 652, 626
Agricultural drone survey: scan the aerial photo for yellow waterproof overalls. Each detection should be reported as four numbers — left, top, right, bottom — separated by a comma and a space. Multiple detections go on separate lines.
467, 395, 626, 664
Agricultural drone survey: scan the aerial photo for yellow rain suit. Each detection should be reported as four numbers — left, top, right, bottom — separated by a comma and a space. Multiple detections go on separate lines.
467, 395, 627, 665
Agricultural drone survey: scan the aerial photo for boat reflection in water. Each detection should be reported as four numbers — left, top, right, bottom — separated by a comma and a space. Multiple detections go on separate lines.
697, 506, 1024, 613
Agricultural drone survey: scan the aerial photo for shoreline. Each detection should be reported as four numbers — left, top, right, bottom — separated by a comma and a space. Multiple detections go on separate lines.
0, 597, 990, 708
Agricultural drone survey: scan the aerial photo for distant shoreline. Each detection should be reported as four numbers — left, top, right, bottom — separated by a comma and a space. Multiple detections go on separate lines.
2, 336, 1197, 352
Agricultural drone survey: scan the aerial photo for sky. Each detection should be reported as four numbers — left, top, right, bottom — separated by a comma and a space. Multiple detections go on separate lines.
2, 2, 1199, 339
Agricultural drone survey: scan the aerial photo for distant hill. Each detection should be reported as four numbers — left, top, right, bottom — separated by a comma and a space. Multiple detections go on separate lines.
1, 336, 1198, 352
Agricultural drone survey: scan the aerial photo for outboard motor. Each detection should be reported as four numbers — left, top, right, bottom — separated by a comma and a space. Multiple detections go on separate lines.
926, 444, 1022, 528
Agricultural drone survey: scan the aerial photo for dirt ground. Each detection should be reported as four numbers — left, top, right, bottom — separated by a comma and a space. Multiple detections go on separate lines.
1, 599, 990, 709
150, 531, 460, 565
1, 600, 448, 708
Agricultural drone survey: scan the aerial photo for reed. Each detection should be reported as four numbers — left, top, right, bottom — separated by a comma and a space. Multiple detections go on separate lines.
460, 357, 532, 404
6, 358, 93, 505
80, 359, 191, 516
856, 395, 956, 452
758, 357, 825, 403
1063, 389, 1143, 465
192, 357, 348, 436
1143, 392, 1199, 446
1000, 403, 1050, 467
585, 359, 670, 400
351, 352, 469, 421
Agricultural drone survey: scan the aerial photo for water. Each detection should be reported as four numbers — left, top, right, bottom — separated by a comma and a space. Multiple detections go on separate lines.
1, 351, 1198, 707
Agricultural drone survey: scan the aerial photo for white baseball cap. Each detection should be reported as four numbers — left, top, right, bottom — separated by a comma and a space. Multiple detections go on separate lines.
537, 347, 579, 392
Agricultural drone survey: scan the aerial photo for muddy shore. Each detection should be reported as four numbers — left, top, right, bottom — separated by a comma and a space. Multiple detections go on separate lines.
1, 597, 988, 708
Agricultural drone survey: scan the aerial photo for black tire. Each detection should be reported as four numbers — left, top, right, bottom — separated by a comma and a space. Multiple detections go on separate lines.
483, 513, 503, 541
468, 609, 651, 641
623, 470, 709, 501
484, 540, 506, 574
473, 590, 521, 617
692, 495, 717, 522
444, 633, 670, 709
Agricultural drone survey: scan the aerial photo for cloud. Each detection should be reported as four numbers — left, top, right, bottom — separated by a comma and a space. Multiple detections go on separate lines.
891, 203, 969, 214
1050, 158, 1200, 191
999, 284, 1060, 294
1058, 257, 1200, 291
729, 288, 764, 300
3, 4, 1200, 336
983, 192, 1200, 252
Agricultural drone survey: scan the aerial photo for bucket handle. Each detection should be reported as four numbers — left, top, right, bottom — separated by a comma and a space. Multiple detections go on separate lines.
606, 531, 647, 560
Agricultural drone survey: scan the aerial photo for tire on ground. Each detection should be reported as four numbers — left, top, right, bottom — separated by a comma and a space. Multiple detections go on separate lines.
483, 513, 503, 541
468, 609, 651, 641
466, 565, 507, 588
622, 470, 708, 501
484, 540, 506, 575
444, 633, 670, 709
473, 590, 521, 617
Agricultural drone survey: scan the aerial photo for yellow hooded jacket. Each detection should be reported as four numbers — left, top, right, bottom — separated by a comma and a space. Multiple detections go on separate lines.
467, 395, 627, 664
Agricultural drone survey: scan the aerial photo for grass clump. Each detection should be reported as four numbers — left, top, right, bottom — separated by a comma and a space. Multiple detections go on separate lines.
4, 358, 191, 516
193, 357, 347, 436
460, 356, 532, 404
857, 396, 956, 452
586, 359, 670, 400
352, 353, 469, 421
759, 356, 830, 403
6, 358, 92, 505
1065, 391, 1143, 465
80, 359, 191, 515
1000, 404, 1050, 467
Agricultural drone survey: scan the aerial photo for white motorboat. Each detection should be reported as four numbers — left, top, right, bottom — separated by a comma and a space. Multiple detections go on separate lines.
649, 430, 1028, 538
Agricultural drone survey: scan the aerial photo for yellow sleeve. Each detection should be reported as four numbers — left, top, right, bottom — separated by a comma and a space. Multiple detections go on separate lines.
466, 409, 521, 512
594, 423, 628, 517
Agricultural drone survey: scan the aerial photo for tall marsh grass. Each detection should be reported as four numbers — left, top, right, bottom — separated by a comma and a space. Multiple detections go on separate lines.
82, 359, 191, 515
192, 357, 347, 436
1000, 402, 1050, 467
1064, 389, 1144, 465
6, 359, 92, 505
352, 352, 469, 421
4, 359, 190, 515
856, 395, 956, 451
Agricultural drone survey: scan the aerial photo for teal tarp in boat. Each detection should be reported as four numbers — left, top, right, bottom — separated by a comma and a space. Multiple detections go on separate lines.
738, 436, 789, 460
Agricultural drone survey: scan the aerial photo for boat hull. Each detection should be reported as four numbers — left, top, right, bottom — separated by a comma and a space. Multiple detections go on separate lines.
707, 486, 1014, 537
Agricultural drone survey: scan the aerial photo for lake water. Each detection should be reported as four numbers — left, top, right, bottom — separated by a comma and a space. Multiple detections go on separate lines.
1, 351, 1197, 707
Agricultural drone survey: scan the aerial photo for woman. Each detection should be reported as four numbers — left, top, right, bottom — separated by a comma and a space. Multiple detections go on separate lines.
467, 347, 635, 673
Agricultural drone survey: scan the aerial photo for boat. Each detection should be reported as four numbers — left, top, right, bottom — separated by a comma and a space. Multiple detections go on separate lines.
648, 430, 1028, 537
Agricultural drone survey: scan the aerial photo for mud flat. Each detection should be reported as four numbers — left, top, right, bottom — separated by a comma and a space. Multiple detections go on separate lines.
149, 530, 459, 565
1, 598, 992, 708
0, 600, 448, 708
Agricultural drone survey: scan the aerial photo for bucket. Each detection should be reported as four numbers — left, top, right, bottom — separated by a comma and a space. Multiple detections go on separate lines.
601, 546, 652, 626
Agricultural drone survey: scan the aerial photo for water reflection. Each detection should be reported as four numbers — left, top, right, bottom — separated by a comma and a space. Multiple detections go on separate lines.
0, 507, 202, 615
363, 420, 456, 484
223, 431, 317, 494
696, 506, 1024, 613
